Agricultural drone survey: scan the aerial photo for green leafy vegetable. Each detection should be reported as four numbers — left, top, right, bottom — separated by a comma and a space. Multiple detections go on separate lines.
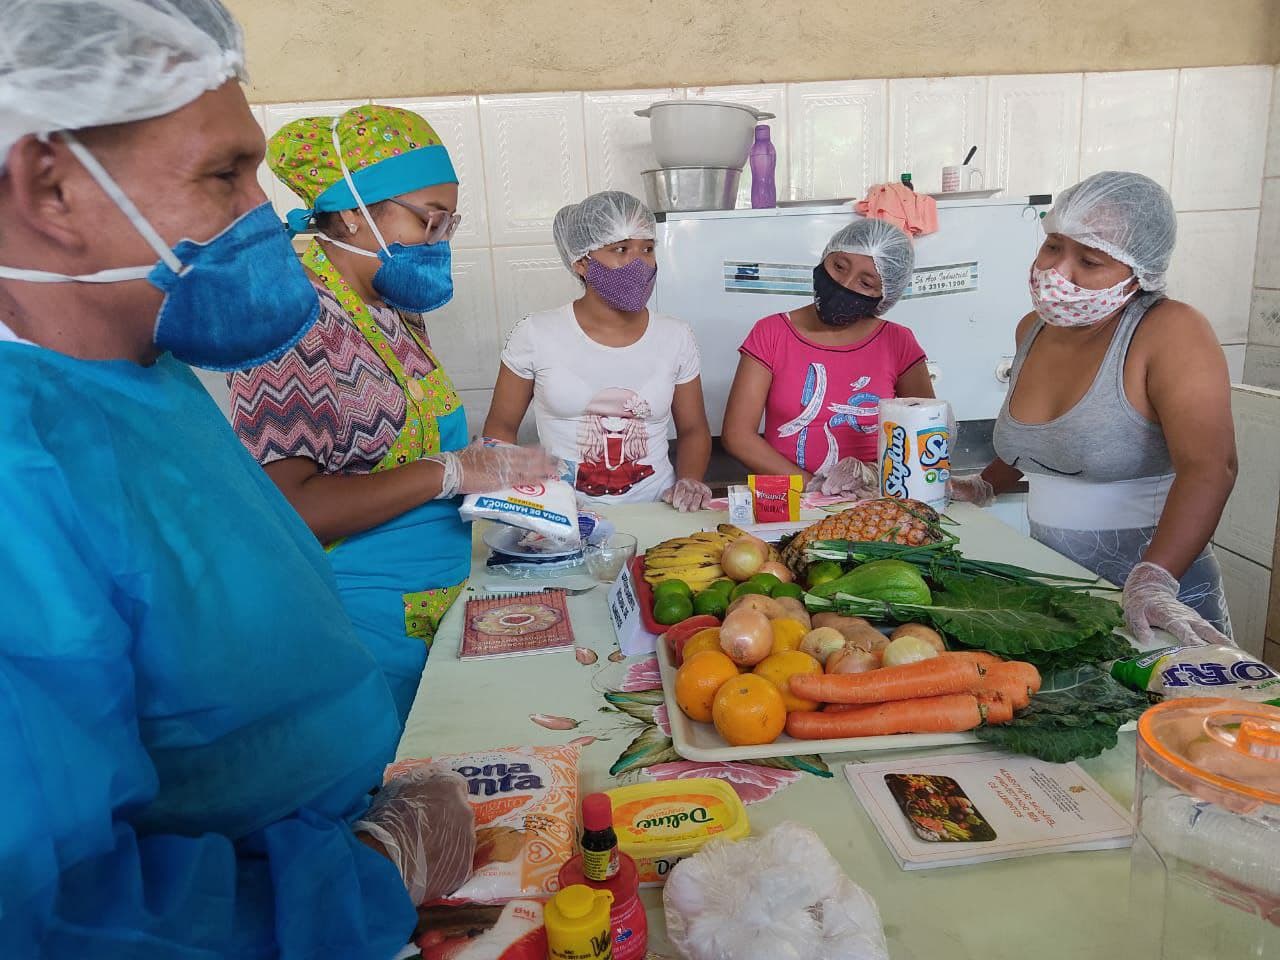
805, 537, 1112, 591
975, 665, 1152, 762
807, 574, 1127, 670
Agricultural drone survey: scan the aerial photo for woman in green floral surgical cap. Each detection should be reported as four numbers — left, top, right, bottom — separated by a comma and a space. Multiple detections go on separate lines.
229, 104, 555, 724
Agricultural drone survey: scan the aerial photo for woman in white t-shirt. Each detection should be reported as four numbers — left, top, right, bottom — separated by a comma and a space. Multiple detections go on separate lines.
484, 192, 713, 509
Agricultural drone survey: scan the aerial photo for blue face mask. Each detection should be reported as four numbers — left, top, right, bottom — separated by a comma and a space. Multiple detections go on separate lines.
320, 233, 454, 314
0, 134, 320, 372
150, 204, 321, 370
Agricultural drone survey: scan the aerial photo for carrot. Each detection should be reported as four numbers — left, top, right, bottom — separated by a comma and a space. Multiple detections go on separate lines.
976, 691, 1014, 725
989, 660, 1041, 693
980, 662, 1041, 709
790, 657, 984, 704
786, 694, 984, 739
942, 651, 1005, 669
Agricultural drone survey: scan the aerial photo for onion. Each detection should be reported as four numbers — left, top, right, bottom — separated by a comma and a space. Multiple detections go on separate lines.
721, 536, 769, 581
757, 561, 794, 584
727, 594, 783, 619
799, 627, 847, 666
773, 597, 812, 630
719, 609, 773, 666
826, 643, 881, 674
882, 635, 940, 668
890, 623, 946, 652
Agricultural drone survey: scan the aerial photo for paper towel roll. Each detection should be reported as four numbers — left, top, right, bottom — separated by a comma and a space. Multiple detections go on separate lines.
877, 398, 953, 509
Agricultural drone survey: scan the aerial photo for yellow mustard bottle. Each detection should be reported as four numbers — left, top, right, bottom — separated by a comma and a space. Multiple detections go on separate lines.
544, 884, 615, 960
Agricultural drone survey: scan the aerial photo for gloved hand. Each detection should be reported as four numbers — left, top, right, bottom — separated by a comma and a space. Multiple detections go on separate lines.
354, 764, 477, 905
428, 441, 559, 498
1122, 561, 1233, 647
807, 457, 879, 498
663, 478, 713, 512
948, 474, 995, 507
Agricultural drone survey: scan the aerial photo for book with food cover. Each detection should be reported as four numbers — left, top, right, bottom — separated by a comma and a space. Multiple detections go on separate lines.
459, 590, 576, 660
845, 750, 1132, 869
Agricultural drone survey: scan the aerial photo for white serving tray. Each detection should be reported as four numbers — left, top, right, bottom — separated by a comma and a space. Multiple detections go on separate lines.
656, 641, 979, 762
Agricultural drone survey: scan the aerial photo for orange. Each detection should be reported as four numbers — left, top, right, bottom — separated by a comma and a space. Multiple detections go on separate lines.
752, 650, 822, 712
712, 674, 787, 746
675, 650, 740, 723
769, 617, 808, 655
681, 628, 723, 662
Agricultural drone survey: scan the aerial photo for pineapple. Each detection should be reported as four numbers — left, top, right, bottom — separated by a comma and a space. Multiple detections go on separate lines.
781, 498, 943, 573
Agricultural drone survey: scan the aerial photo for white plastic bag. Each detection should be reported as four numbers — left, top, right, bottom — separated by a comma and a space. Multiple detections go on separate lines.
663, 822, 888, 960
460, 478, 580, 543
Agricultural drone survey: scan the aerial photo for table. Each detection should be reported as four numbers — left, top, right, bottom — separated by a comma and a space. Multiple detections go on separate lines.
399, 503, 1140, 959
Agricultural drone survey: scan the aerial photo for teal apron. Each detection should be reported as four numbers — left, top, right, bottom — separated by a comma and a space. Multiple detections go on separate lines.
304, 240, 472, 724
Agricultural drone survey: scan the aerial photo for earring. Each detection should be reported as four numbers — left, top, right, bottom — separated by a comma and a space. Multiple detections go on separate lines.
347, 221, 358, 235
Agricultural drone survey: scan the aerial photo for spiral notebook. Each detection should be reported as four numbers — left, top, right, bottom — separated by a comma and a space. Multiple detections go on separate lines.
459, 590, 576, 660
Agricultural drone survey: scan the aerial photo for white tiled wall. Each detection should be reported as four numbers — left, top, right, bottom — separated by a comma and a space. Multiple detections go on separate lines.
1246, 68, 1280, 391
222, 65, 1276, 426
1214, 385, 1280, 654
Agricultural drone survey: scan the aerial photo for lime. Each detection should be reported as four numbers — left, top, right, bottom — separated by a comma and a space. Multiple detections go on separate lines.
806, 560, 844, 589
748, 573, 782, 593
653, 593, 694, 626
692, 590, 728, 618
708, 579, 735, 596
772, 582, 805, 601
730, 581, 769, 602
653, 578, 693, 601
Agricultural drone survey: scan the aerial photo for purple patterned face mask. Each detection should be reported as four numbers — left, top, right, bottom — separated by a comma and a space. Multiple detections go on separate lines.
584, 255, 657, 313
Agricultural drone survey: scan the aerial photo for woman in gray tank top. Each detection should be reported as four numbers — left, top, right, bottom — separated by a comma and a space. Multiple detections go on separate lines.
951, 172, 1235, 647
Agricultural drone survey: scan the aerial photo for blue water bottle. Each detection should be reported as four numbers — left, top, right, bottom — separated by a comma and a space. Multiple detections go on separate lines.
749, 124, 777, 209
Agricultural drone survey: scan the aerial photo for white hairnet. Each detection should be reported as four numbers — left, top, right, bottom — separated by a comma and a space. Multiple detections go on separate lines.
1041, 171, 1176, 291
553, 191, 656, 272
0, 0, 244, 166
821, 217, 915, 312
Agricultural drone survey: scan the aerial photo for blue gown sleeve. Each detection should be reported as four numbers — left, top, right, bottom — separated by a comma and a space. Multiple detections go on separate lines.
0, 450, 416, 958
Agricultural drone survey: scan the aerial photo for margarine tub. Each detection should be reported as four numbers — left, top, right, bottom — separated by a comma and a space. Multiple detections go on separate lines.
605, 778, 749, 886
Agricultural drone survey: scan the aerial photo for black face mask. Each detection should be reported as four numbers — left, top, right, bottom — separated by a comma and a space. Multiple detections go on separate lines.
812, 263, 882, 327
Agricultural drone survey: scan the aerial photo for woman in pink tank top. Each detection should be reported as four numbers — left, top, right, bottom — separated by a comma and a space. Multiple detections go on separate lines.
722, 219, 934, 496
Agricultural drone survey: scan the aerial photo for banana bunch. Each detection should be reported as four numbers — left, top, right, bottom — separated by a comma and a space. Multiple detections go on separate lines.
642, 524, 781, 588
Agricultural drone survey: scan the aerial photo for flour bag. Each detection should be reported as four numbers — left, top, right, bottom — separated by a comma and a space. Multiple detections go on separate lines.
877, 398, 952, 511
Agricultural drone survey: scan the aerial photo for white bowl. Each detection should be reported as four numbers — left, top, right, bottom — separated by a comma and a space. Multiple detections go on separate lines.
636, 99, 775, 169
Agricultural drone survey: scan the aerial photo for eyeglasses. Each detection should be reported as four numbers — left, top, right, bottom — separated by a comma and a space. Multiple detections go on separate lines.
388, 198, 461, 244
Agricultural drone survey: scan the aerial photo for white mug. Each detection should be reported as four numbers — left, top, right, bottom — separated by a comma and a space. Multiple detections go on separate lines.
941, 165, 983, 193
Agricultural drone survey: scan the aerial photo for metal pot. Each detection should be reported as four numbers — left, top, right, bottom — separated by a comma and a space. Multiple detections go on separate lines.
636, 99, 775, 169
641, 167, 742, 213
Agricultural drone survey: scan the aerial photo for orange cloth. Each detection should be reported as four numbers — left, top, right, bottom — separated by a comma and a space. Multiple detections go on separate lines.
854, 183, 939, 237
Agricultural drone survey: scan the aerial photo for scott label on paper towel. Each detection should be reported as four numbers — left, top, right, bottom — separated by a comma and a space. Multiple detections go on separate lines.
878, 398, 952, 510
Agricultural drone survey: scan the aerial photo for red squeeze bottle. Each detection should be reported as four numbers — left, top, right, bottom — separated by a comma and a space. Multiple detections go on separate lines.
560, 793, 648, 959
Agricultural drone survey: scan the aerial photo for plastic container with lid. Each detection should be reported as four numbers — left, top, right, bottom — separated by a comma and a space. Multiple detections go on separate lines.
604, 778, 750, 887
1130, 698, 1280, 959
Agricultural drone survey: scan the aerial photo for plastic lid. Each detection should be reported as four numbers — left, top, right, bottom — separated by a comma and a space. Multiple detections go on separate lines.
582, 793, 612, 832
1137, 698, 1280, 813
555, 885, 598, 920
604, 778, 750, 858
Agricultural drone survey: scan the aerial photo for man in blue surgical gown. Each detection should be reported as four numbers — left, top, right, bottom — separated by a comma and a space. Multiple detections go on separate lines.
0, 2, 474, 957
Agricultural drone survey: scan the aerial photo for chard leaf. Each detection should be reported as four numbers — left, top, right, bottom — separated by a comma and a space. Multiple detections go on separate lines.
828, 575, 1129, 669
975, 665, 1151, 762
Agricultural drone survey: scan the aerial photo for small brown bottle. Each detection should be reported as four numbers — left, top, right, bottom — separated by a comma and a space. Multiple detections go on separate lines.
580, 793, 619, 881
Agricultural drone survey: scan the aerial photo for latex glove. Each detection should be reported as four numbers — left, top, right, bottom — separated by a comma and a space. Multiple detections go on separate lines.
948, 474, 995, 507
663, 478, 713, 512
428, 441, 559, 498
807, 457, 879, 498
1122, 561, 1233, 648
354, 764, 477, 905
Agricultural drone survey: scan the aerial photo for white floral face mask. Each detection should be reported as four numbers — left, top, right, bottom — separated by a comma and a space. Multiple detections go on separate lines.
1030, 265, 1137, 327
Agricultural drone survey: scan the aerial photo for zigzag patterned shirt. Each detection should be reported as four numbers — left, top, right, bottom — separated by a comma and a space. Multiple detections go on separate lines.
228, 282, 436, 475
